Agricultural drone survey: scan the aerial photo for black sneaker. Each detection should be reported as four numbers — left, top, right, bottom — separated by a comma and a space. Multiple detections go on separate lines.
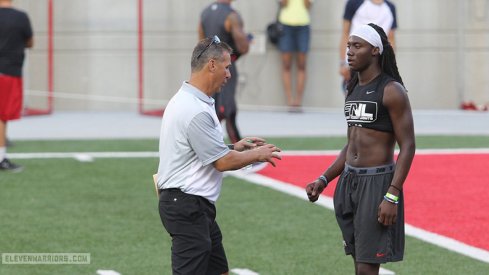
0, 158, 24, 173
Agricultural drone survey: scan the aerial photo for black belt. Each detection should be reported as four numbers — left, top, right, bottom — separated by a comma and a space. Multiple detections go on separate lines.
158, 188, 182, 194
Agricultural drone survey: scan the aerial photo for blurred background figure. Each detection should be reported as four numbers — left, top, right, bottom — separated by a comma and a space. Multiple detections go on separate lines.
278, 0, 313, 112
339, 0, 397, 95
199, 0, 251, 143
0, 0, 33, 172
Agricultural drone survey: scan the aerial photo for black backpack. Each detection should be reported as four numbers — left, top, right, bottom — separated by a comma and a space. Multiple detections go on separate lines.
266, 21, 283, 45
266, 3, 283, 46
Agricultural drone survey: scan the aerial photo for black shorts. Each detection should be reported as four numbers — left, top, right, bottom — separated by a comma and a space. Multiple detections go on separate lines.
159, 188, 228, 275
333, 163, 404, 264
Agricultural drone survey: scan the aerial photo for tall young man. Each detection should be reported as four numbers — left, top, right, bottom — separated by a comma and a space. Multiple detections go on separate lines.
306, 24, 415, 275
0, 0, 33, 172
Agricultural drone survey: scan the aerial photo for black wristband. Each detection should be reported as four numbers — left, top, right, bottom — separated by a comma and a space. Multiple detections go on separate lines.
227, 144, 234, 150
318, 175, 328, 186
389, 184, 402, 192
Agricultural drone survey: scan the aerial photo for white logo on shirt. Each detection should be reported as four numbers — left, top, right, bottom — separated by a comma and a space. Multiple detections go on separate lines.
344, 101, 378, 123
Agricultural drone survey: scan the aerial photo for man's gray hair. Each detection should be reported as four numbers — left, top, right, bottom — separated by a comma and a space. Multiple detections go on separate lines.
191, 37, 233, 72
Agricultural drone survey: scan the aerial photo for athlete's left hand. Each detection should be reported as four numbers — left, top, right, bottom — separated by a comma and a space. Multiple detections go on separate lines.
377, 200, 398, 226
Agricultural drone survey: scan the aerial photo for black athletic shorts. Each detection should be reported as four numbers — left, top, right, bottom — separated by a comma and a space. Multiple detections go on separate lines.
333, 163, 404, 264
159, 188, 228, 275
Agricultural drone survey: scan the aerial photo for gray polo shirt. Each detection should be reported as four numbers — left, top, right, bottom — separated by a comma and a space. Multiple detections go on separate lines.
156, 82, 230, 203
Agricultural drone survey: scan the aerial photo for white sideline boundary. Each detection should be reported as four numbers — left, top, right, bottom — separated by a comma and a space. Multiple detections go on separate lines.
9, 152, 159, 159
8, 149, 489, 265
8, 148, 489, 160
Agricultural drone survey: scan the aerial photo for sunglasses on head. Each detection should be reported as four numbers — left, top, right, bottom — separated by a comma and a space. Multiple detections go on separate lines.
196, 35, 221, 60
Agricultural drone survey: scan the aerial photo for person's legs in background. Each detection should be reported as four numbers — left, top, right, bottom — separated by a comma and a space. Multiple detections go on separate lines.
279, 24, 296, 107
280, 52, 294, 106
214, 65, 241, 143
0, 75, 23, 172
0, 120, 22, 172
0, 120, 7, 159
224, 112, 241, 144
295, 52, 307, 107
294, 25, 310, 108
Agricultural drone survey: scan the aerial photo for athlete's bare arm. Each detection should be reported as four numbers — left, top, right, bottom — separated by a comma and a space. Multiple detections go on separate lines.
383, 81, 415, 192
377, 81, 415, 226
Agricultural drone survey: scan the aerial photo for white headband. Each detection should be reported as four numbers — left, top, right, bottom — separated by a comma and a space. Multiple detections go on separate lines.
350, 24, 383, 54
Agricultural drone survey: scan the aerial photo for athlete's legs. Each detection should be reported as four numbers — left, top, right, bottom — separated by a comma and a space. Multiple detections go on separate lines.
355, 261, 380, 275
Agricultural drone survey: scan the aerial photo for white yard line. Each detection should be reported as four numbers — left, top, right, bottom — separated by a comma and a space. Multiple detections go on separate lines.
9, 152, 158, 160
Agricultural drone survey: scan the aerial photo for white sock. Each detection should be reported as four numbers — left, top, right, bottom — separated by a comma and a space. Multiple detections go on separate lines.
0, 147, 6, 161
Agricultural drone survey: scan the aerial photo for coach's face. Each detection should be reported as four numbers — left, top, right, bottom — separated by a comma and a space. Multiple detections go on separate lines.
212, 51, 232, 93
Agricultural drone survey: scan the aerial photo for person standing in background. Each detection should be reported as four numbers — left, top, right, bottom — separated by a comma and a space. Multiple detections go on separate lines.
278, 0, 313, 111
0, 0, 33, 172
199, 0, 251, 143
339, 0, 397, 94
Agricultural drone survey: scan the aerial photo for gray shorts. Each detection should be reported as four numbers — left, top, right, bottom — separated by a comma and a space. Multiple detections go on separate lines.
333, 163, 404, 264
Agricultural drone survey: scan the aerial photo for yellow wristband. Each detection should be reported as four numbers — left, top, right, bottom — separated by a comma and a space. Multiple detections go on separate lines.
385, 192, 399, 202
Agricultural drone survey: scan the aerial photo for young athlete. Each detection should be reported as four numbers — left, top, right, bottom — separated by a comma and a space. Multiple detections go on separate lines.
306, 23, 415, 275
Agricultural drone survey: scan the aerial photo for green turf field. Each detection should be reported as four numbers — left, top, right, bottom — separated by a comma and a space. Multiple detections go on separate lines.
1, 136, 488, 274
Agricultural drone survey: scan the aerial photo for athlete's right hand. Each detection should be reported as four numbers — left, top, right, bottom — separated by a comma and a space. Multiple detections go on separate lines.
306, 180, 326, 202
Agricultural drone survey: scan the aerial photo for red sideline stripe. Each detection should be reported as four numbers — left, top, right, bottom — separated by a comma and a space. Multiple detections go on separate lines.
258, 154, 489, 251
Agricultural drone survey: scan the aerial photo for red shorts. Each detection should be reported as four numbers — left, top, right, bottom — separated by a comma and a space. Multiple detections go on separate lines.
0, 74, 23, 121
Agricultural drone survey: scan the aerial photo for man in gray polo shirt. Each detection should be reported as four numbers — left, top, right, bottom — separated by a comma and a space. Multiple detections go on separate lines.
156, 36, 281, 275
